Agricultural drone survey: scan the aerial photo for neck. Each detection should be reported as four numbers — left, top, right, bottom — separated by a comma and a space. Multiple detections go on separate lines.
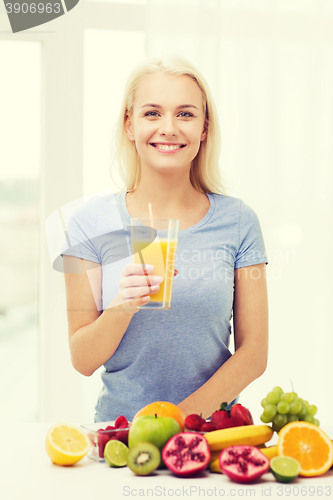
128, 167, 202, 218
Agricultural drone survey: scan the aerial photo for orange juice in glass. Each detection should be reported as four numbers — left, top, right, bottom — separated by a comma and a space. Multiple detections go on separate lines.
130, 218, 179, 310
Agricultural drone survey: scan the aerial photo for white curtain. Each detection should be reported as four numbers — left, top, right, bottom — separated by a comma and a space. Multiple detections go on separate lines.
145, 0, 333, 425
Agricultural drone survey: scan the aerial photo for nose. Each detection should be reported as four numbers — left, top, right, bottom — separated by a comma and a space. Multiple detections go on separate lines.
159, 115, 178, 137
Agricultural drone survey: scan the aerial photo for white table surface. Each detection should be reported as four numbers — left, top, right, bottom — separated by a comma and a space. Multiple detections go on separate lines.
1, 424, 332, 500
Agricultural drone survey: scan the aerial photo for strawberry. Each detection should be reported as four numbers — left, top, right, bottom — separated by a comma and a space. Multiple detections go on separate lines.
230, 404, 254, 425
185, 413, 205, 431
210, 402, 247, 430
200, 422, 215, 432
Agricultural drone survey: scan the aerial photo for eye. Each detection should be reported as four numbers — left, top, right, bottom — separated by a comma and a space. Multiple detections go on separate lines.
144, 111, 160, 117
178, 111, 194, 118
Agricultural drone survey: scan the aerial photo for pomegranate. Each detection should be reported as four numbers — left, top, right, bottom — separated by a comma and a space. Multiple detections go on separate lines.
219, 445, 270, 483
162, 432, 211, 477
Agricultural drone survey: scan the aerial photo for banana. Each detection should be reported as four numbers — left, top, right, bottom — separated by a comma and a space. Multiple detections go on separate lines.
259, 445, 278, 459
209, 450, 222, 462
209, 457, 222, 473
205, 425, 273, 451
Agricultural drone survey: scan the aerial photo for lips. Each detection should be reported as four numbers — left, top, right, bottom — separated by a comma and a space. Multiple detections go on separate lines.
150, 143, 186, 151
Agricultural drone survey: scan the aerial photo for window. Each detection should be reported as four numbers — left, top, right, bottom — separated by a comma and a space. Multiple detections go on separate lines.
0, 40, 41, 423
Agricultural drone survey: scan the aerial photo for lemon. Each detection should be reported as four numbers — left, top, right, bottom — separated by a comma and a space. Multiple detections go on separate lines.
104, 439, 129, 467
45, 423, 91, 465
270, 455, 300, 482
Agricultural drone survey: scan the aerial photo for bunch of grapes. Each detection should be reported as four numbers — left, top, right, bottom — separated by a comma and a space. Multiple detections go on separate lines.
260, 386, 319, 433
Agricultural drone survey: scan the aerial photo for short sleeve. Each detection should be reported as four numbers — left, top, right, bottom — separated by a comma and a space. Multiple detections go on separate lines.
234, 200, 268, 269
61, 214, 100, 264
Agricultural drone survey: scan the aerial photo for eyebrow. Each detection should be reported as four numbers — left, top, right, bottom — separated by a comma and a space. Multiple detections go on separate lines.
141, 104, 198, 110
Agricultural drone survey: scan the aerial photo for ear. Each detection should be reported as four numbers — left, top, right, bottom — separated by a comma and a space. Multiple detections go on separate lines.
201, 127, 207, 141
125, 114, 135, 142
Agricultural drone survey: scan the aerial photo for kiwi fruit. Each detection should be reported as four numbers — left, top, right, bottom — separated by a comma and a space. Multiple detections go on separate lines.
127, 442, 161, 476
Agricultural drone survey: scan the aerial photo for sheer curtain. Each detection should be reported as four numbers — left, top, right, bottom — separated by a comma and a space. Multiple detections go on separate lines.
145, 0, 333, 425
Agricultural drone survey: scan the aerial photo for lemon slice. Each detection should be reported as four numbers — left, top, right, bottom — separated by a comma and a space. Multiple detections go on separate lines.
45, 423, 91, 465
270, 455, 301, 482
104, 439, 129, 467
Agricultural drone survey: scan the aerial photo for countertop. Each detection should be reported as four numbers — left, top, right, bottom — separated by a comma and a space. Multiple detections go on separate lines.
1, 424, 332, 500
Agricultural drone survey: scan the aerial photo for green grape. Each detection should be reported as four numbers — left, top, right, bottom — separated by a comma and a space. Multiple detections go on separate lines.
277, 401, 290, 414
273, 413, 288, 428
298, 398, 305, 405
297, 405, 307, 418
287, 414, 299, 423
303, 415, 315, 424
272, 423, 281, 433
266, 391, 280, 405
290, 391, 298, 400
260, 413, 272, 424
280, 392, 295, 403
261, 398, 268, 408
303, 400, 310, 409
272, 386, 283, 396
313, 418, 320, 426
263, 404, 277, 419
307, 405, 317, 416
289, 401, 302, 414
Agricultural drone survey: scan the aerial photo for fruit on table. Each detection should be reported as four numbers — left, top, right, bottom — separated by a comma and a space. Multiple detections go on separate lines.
185, 413, 206, 431
277, 421, 333, 477
162, 432, 211, 477
208, 445, 278, 473
104, 439, 129, 467
133, 401, 185, 431
211, 402, 254, 430
127, 442, 161, 476
97, 415, 130, 458
45, 423, 91, 466
128, 414, 181, 453
185, 402, 253, 432
258, 445, 278, 460
219, 445, 270, 483
270, 455, 301, 483
260, 387, 319, 432
205, 424, 273, 451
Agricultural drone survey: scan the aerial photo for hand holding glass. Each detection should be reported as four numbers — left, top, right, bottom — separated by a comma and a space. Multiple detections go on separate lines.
130, 218, 179, 310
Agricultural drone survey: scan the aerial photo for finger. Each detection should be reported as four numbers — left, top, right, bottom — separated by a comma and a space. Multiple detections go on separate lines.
112, 294, 151, 313
122, 263, 154, 277
123, 285, 160, 300
123, 275, 164, 288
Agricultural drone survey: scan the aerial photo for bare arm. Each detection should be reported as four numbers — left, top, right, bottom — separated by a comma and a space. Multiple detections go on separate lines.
64, 256, 162, 376
177, 263, 268, 418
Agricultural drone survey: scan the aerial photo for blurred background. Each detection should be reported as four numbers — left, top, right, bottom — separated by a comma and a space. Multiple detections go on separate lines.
0, 0, 332, 426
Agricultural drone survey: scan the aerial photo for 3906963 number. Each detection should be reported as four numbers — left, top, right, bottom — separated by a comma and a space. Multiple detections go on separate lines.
277, 485, 331, 496
5, 3, 61, 14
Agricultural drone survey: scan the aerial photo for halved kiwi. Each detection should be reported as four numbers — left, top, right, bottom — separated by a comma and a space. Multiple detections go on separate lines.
127, 442, 161, 476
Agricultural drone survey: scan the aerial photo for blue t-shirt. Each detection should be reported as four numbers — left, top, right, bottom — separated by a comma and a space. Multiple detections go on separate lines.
61, 190, 268, 422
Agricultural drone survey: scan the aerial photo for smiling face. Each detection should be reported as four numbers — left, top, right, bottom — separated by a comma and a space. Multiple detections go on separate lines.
125, 73, 207, 176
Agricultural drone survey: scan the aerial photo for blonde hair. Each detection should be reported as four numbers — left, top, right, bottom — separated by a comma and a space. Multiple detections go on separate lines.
111, 56, 227, 194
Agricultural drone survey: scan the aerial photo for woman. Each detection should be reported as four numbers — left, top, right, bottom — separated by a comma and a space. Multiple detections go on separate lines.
63, 56, 268, 423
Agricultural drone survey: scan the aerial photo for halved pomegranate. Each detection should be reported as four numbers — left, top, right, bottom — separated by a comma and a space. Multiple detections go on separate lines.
219, 445, 270, 483
162, 432, 210, 477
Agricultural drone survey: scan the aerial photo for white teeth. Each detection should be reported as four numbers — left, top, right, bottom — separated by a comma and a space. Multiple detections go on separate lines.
154, 144, 183, 151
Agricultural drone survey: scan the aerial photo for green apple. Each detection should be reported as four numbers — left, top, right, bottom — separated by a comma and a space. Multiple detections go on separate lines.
128, 415, 181, 452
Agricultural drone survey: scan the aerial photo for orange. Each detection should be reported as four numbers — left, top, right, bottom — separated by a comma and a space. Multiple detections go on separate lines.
133, 401, 186, 431
277, 421, 333, 477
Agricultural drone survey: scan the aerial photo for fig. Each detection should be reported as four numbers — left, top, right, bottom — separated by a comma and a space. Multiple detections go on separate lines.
162, 432, 211, 477
219, 445, 270, 483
